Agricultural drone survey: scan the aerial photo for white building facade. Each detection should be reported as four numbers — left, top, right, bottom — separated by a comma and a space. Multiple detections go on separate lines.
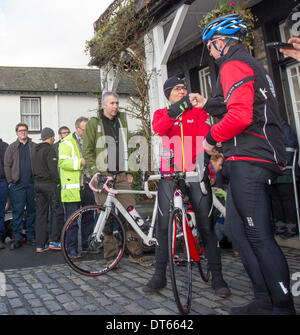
0, 66, 138, 144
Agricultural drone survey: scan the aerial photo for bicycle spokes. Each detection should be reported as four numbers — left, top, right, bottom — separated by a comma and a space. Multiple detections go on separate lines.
61, 205, 126, 276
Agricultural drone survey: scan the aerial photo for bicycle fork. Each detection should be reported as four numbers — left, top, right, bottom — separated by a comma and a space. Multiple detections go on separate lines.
173, 191, 200, 263
173, 190, 191, 262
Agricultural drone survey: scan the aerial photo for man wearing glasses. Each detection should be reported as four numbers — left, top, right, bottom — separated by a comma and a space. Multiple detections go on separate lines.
143, 77, 230, 298
53, 126, 71, 159
4, 123, 36, 250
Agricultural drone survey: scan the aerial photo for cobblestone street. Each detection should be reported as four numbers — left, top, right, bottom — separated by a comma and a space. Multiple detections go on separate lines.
0, 247, 299, 316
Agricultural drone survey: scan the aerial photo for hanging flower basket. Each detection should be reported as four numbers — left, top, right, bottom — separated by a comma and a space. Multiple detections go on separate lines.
199, 0, 257, 49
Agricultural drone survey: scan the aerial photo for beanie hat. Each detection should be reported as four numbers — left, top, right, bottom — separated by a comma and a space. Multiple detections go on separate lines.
163, 76, 185, 99
40, 127, 55, 140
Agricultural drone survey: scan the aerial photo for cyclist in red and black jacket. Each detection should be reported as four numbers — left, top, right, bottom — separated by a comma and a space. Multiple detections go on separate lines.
203, 44, 286, 170
191, 14, 295, 315
142, 76, 230, 298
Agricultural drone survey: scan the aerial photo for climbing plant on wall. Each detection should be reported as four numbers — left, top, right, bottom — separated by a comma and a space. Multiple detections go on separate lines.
199, 0, 257, 49
86, 0, 155, 173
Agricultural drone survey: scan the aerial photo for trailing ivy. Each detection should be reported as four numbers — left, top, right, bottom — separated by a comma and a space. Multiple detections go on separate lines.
86, 0, 155, 175
86, 0, 152, 66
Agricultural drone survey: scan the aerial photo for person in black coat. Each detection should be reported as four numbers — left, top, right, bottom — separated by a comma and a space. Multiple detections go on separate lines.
32, 128, 64, 252
0, 138, 9, 249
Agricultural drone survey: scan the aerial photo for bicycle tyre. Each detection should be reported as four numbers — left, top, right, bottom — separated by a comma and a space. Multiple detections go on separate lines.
61, 205, 126, 276
196, 236, 210, 282
198, 256, 210, 282
168, 208, 192, 315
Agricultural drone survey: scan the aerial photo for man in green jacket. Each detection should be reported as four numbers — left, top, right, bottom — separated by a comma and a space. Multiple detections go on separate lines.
83, 91, 152, 267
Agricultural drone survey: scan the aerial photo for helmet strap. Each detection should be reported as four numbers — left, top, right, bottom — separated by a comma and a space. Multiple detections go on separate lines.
220, 37, 238, 56
212, 41, 221, 54
211, 36, 240, 56
211, 37, 228, 55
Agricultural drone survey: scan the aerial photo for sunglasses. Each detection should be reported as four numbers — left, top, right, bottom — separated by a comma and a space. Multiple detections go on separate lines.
207, 37, 224, 51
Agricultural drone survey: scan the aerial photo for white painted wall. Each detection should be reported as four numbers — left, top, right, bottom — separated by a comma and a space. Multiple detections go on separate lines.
0, 94, 99, 144
1, 95, 21, 143
0, 93, 141, 144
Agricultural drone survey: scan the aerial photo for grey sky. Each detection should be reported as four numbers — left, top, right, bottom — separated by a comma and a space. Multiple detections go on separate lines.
0, 0, 113, 68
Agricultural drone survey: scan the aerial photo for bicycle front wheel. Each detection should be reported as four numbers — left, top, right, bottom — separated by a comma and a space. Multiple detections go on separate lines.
61, 205, 126, 276
168, 208, 192, 315
197, 235, 210, 282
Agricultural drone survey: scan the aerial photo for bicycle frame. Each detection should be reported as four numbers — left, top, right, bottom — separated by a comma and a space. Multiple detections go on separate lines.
89, 174, 158, 247
171, 189, 201, 264
144, 171, 206, 263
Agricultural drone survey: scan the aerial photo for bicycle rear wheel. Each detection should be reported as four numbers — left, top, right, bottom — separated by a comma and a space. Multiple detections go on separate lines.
61, 205, 126, 276
168, 208, 192, 315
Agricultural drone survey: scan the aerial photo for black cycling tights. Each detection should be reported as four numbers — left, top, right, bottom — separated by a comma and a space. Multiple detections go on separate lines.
225, 162, 294, 310
155, 178, 222, 273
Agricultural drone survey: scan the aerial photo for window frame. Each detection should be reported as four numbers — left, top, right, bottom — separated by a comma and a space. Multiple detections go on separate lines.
198, 66, 213, 125
198, 66, 212, 100
20, 96, 42, 134
286, 64, 300, 158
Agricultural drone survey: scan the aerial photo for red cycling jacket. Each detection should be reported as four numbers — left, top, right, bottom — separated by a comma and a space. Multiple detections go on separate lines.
204, 44, 286, 172
152, 106, 210, 173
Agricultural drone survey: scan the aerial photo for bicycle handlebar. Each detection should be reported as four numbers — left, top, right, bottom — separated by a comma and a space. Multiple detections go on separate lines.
88, 173, 118, 194
144, 171, 207, 195
89, 170, 207, 198
146, 171, 199, 181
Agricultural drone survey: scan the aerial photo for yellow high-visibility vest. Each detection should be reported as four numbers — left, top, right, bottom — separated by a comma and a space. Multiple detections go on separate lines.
58, 133, 83, 202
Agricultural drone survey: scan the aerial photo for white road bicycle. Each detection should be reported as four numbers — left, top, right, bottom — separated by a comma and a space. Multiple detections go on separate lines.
61, 173, 158, 276
61, 171, 225, 281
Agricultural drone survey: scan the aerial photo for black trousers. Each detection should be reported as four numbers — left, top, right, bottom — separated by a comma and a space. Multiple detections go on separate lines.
64, 183, 95, 253
34, 182, 64, 247
225, 162, 294, 309
155, 178, 222, 273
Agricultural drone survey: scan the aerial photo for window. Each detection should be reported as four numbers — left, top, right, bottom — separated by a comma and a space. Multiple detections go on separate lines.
279, 22, 300, 160
279, 22, 292, 43
198, 67, 213, 125
198, 67, 212, 99
279, 22, 293, 59
287, 64, 300, 151
20, 97, 41, 132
